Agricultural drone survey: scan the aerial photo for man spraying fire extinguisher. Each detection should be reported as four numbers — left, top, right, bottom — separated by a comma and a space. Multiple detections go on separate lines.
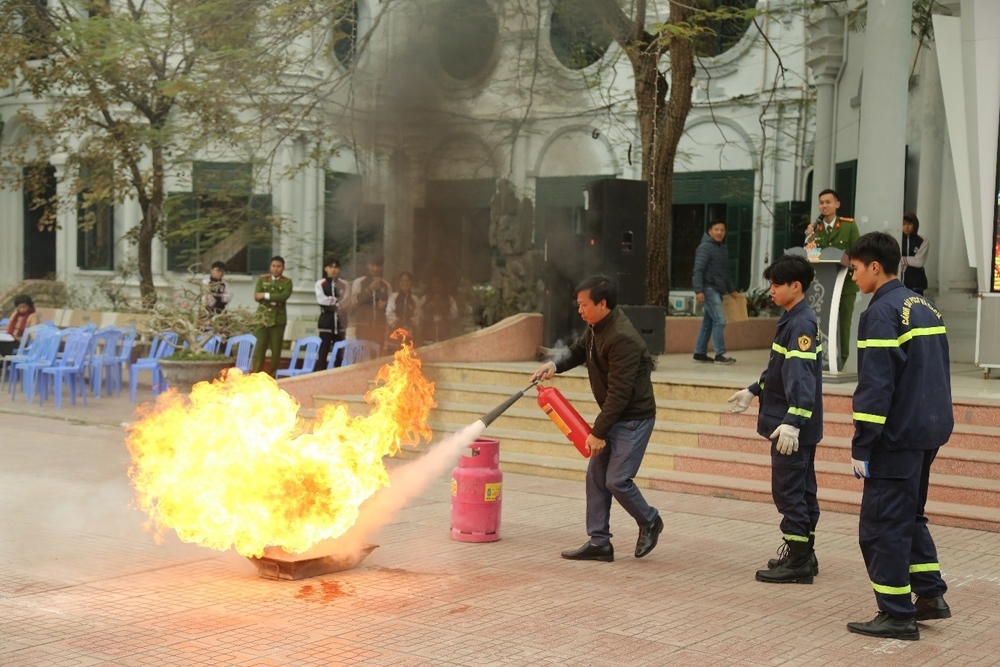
531, 274, 662, 563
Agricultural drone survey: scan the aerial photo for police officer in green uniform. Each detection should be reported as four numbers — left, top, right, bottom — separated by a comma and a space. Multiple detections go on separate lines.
252, 256, 293, 377
806, 189, 860, 370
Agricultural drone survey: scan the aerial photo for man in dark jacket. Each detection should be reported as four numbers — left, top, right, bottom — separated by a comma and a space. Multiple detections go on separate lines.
845, 232, 953, 642
532, 275, 662, 563
692, 221, 739, 364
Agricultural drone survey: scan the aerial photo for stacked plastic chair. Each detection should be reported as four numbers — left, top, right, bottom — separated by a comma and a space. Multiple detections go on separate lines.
113, 327, 138, 392
276, 336, 322, 378
198, 334, 223, 354
87, 329, 123, 399
1, 322, 57, 389
9, 327, 63, 402
328, 339, 381, 369
130, 331, 179, 403
224, 334, 257, 373
38, 330, 92, 408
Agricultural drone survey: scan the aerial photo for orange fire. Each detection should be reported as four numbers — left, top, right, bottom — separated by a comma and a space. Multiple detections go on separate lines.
125, 338, 435, 558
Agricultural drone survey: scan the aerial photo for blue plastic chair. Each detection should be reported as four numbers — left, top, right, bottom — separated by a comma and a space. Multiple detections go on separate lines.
10, 328, 63, 402
113, 327, 138, 391
130, 332, 179, 403
39, 331, 91, 408
198, 334, 222, 354
0, 317, 8, 328
88, 329, 123, 398
224, 334, 257, 373
330, 339, 381, 369
276, 336, 322, 378
1, 323, 53, 389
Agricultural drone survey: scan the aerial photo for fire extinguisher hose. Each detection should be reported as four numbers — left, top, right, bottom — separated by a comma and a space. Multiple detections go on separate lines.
478, 379, 540, 427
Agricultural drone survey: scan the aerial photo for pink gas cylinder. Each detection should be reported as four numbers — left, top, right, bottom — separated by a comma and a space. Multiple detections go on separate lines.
450, 437, 503, 542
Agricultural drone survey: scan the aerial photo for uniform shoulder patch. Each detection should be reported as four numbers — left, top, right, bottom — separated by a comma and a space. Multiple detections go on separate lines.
797, 334, 812, 352
840, 217, 855, 222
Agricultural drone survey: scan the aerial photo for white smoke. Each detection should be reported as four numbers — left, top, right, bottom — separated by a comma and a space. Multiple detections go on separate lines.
298, 419, 487, 559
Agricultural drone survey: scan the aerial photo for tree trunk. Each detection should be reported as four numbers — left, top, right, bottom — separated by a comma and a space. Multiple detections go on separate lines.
639, 0, 694, 308
136, 144, 165, 306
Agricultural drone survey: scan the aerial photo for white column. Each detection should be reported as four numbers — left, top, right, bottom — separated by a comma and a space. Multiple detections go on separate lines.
52, 160, 72, 281
1, 185, 23, 285
302, 157, 319, 280
805, 6, 845, 220
914, 42, 945, 294
854, 1, 912, 233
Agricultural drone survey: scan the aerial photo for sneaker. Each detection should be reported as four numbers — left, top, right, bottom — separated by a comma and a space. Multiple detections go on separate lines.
714, 354, 736, 365
693, 353, 713, 362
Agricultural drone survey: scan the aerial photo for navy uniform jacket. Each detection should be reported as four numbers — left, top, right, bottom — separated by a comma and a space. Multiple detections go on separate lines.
748, 299, 824, 446
852, 280, 953, 462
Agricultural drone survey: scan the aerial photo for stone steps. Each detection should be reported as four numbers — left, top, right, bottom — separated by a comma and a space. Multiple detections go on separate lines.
312, 361, 1000, 532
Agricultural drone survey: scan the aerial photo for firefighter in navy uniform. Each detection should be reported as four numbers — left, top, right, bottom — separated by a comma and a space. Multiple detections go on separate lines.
845, 232, 953, 642
729, 254, 823, 584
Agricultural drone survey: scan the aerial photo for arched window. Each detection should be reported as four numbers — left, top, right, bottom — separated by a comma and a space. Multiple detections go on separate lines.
437, 0, 499, 81
331, 0, 358, 67
549, 0, 612, 70
694, 0, 755, 58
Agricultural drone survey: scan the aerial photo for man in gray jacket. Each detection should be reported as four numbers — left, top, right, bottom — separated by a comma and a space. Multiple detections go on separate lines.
692, 221, 739, 364
532, 275, 662, 563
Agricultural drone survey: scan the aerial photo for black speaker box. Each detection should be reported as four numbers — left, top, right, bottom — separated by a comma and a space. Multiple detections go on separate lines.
620, 305, 666, 356
584, 179, 648, 305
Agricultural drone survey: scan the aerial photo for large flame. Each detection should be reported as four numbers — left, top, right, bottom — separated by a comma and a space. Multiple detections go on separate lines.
125, 339, 435, 558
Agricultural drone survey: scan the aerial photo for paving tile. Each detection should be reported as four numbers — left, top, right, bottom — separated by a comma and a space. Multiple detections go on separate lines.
4, 413, 1000, 666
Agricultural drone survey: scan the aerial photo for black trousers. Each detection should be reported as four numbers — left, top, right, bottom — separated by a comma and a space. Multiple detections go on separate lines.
771, 442, 819, 541
860, 448, 947, 617
318, 330, 345, 370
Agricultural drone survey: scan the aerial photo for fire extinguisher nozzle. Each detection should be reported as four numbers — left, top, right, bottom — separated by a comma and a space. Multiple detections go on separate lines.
479, 381, 538, 427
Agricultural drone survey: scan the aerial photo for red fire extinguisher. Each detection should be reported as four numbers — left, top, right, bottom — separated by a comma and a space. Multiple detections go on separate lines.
536, 385, 591, 458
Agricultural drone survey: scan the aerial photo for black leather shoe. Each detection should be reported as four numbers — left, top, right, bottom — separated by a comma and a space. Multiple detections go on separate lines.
914, 596, 951, 621
561, 541, 614, 562
635, 515, 663, 558
847, 611, 919, 641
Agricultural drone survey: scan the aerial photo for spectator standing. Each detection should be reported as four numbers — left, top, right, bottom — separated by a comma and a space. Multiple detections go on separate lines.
0, 294, 39, 357
386, 271, 421, 352
350, 256, 391, 347
203, 261, 232, 315
900, 212, 929, 295
315, 256, 350, 369
421, 274, 458, 344
805, 189, 860, 370
251, 256, 292, 377
692, 221, 738, 364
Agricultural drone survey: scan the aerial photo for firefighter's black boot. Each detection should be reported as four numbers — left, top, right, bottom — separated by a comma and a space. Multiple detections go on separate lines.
755, 539, 813, 584
766, 534, 818, 575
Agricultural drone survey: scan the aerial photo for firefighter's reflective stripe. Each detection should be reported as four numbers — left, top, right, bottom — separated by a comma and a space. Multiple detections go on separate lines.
783, 533, 809, 542
788, 406, 812, 419
910, 562, 940, 573
859, 326, 948, 348
898, 326, 947, 345
871, 580, 911, 595
853, 412, 887, 424
772, 342, 818, 360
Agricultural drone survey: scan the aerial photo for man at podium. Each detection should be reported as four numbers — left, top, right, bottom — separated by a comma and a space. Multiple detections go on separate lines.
806, 189, 860, 370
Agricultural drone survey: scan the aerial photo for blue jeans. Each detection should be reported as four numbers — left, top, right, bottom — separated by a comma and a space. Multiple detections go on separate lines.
694, 288, 727, 356
586, 417, 658, 546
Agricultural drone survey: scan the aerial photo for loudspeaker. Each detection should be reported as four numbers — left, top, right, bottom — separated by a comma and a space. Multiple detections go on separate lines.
584, 179, 648, 305
621, 305, 666, 356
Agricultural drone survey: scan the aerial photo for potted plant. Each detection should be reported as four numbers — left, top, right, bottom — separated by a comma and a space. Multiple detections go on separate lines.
142, 275, 264, 392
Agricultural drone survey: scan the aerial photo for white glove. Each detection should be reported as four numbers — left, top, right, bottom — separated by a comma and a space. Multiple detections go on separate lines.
769, 424, 800, 455
852, 459, 870, 479
727, 389, 754, 413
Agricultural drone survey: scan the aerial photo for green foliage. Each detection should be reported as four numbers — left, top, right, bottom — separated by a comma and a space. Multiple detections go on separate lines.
470, 283, 538, 328
0, 0, 362, 301
168, 349, 233, 362
745, 286, 775, 318
142, 273, 264, 354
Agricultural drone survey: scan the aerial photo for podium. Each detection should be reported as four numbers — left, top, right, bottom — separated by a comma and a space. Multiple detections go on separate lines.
785, 247, 854, 377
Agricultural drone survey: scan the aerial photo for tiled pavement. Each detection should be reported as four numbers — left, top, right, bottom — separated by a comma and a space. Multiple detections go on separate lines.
3, 414, 1000, 666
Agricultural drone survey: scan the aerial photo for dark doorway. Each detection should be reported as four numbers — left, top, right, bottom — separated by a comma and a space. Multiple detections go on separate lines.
23, 164, 57, 279
414, 179, 494, 286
